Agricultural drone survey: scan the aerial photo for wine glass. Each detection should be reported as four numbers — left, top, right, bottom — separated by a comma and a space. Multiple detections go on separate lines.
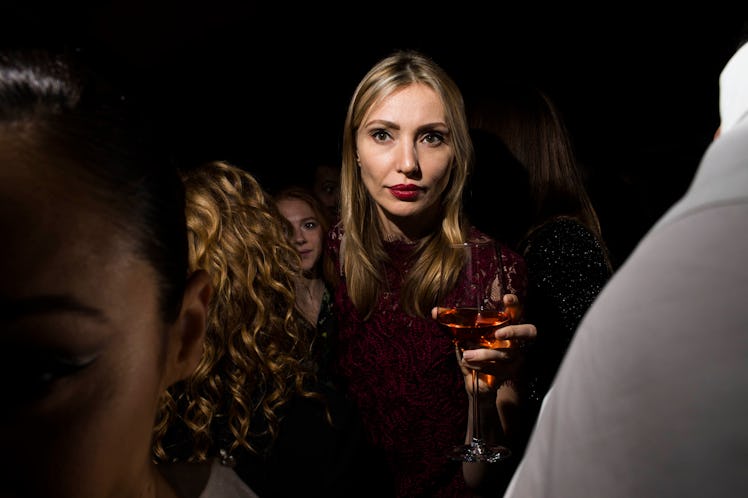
435, 238, 512, 463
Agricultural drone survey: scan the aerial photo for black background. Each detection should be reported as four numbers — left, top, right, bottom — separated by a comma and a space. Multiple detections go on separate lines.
3, 2, 746, 266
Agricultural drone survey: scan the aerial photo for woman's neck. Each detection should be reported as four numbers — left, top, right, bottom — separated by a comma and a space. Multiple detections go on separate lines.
296, 276, 326, 325
378, 204, 441, 243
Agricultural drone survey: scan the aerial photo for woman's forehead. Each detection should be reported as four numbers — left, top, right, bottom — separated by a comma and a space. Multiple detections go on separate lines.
1, 152, 142, 294
362, 84, 445, 126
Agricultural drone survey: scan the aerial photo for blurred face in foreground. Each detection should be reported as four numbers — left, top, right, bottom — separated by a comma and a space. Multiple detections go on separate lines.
0, 148, 206, 498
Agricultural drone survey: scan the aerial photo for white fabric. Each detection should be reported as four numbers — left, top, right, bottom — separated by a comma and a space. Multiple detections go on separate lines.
160, 458, 259, 498
719, 42, 748, 135
198, 459, 258, 498
653, 117, 748, 230
504, 50, 748, 498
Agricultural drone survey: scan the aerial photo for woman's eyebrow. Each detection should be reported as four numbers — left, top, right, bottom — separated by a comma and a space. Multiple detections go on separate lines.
1, 295, 105, 321
363, 119, 399, 129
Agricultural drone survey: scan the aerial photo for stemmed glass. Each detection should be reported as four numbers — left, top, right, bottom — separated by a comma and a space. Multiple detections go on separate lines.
435, 238, 512, 463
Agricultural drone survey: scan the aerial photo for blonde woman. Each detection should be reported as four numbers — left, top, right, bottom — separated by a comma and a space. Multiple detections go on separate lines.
329, 50, 538, 497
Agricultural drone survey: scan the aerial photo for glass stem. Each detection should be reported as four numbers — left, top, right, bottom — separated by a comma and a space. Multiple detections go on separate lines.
471, 368, 482, 450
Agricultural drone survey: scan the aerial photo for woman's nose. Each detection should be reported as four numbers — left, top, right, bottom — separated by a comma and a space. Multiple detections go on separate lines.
396, 142, 419, 176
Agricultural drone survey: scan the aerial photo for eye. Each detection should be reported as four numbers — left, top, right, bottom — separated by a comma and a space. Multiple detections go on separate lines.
303, 220, 319, 231
371, 129, 391, 142
322, 182, 338, 195
422, 131, 446, 146
2, 350, 98, 403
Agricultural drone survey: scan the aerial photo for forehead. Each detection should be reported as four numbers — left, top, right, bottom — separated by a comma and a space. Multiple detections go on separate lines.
0, 147, 140, 302
364, 83, 445, 125
277, 197, 315, 219
2, 147, 93, 236
314, 165, 339, 182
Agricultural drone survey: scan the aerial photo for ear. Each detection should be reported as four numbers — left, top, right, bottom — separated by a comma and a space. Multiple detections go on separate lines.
164, 269, 212, 386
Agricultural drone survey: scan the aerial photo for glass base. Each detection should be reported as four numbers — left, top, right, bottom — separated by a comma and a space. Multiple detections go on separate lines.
448, 438, 511, 463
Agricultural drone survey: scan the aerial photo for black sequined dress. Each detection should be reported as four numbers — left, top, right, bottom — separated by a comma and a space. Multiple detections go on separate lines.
519, 216, 613, 406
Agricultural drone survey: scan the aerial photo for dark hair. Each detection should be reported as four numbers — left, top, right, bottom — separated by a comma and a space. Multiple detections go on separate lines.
0, 49, 188, 321
469, 83, 607, 240
465, 127, 532, 249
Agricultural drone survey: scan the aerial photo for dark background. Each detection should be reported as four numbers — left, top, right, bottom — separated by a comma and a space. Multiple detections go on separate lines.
3, 2, 746, 266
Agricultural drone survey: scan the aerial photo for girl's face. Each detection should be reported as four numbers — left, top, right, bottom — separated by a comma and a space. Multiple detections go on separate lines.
312, 164, 341, 220
355, 83, 453, 239
0, 157, 183, 497
277, 197, 324, 274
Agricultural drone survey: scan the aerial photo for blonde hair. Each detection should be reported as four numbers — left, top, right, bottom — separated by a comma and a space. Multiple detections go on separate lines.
153, 160, 318, 461
339, 49, 472, 319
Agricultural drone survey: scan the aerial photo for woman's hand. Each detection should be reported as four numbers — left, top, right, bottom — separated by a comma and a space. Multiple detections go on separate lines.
434, 294, 537, 396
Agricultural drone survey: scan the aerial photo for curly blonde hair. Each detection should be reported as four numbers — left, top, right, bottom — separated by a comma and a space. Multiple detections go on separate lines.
152, 160, 319, 461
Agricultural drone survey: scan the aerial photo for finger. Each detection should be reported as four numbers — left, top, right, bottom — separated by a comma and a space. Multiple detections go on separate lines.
496, 323, 537, 341
461, 348, 521, 368
454, 343, 464, 362
503, 294, 524, 321
503, 293, 519, 306
462, 348, 503, 362
464, 355, 520, 382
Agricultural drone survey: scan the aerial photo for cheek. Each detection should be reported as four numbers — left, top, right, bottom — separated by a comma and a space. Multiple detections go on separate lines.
359, 161, 385, 199
1, 342, 166, 497
357, 144, 388, 182
419, 153, 453, 199
421, 149, 453, 182
309, 229, 324, 251
435, 163, 453, 194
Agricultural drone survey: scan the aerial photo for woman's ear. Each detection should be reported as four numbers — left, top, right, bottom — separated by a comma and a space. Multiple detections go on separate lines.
165, 269, 212, 386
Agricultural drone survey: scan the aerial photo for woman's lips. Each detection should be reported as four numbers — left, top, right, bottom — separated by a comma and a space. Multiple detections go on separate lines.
389, 184, 422, 201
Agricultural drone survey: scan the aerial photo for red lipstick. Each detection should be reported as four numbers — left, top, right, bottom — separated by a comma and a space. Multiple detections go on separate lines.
389, 184, 422, 201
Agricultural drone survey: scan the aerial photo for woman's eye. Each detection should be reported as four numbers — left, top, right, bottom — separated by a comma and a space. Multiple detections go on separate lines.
3, 351, 97, 402
371, 129, 390, 142
303, 221, 319, 230
422, 132, 445, 145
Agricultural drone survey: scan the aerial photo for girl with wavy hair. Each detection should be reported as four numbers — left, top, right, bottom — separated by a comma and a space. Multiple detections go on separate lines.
157, 160, 378, 497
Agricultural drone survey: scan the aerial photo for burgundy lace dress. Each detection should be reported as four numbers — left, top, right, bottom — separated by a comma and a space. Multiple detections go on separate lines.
326, 226, 527, 497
